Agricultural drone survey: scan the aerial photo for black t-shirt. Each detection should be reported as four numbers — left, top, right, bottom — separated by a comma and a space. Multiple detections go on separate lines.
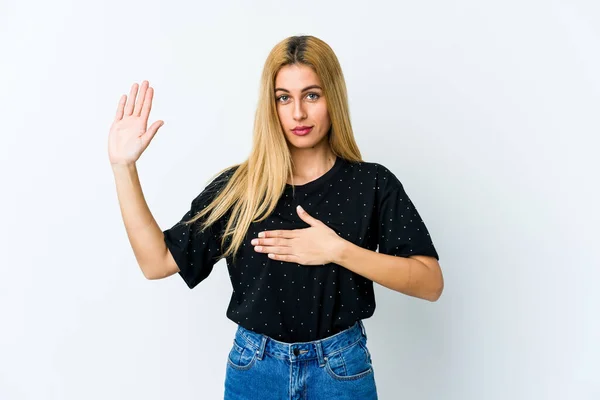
163, 157, 439, 342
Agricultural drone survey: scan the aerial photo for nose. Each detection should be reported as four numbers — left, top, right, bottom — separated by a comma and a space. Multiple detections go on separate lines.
293, 100, 307, 121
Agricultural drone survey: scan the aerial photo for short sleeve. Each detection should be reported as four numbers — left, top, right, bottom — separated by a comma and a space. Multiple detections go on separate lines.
375, 165, 439, 260
163, 167, 236, 289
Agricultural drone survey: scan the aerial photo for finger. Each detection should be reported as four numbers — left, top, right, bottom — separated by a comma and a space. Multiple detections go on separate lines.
259, 230, 296, 239
296, 205, 320, 226
124, 83, 139, 116
255, 246, 291, 255
115, 94, 126, 121
140, 86, 154, 121
133, 80, 149, 116
268, 253, 299, 262
141, 120, 164, 146
254, 237, 291, 247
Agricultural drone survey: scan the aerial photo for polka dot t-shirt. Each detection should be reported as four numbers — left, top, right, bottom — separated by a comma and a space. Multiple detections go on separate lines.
163, 156, 439, 342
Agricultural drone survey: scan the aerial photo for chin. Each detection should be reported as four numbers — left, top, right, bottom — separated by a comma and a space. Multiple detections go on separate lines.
285, 132, 328, 149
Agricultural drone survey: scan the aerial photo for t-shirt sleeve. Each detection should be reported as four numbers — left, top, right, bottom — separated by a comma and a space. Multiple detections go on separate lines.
162, 168, 236, 289
375, 165, 439, 260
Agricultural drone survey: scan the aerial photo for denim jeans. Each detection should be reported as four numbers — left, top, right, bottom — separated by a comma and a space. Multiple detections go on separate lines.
224, 320, 378, 399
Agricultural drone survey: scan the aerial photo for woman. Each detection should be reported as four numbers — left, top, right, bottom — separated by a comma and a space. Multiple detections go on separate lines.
109, 35, 443, 399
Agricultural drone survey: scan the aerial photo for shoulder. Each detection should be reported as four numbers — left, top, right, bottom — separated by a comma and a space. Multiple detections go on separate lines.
191, 164, 240, 205
208, 164, 240, 188
345, 159, 403, 192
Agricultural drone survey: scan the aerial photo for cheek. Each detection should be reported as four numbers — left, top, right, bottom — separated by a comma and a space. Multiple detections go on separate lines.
315, 105, 331, 127
276, 107, 289, 126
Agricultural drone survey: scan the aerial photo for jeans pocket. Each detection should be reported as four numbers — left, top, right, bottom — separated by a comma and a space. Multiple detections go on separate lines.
227, 338, 258, 371
358, 338, 373, 364
325, 337, 373, 381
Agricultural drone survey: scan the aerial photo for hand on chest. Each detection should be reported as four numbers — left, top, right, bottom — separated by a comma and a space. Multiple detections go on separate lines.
250, 190, 377, 248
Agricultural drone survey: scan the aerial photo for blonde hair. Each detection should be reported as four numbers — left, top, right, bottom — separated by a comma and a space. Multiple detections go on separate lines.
185, 35, 363, 263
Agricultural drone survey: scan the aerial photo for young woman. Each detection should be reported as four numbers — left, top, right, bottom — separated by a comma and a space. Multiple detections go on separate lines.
109, 35, 443, 400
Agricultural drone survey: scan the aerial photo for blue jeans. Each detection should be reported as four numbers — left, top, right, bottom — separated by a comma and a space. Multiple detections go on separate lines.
224, 320, 378, 399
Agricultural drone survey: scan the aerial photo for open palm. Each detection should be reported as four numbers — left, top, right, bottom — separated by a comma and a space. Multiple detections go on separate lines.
108, 80, 164, 166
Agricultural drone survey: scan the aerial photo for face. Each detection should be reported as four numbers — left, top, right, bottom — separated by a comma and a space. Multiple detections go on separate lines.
274, 64, 332, 150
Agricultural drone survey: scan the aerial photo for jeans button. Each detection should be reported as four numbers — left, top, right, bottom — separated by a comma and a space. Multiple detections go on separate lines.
293, 348, 299, 356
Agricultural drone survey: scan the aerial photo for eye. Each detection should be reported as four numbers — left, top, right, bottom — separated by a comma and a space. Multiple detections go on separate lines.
276, 92, 320, 104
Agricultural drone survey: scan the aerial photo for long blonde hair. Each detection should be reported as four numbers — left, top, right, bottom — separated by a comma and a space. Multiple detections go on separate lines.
185, 35, 363, 263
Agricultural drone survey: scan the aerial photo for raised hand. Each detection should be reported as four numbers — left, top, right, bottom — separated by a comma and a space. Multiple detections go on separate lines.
108, 80, 164, 166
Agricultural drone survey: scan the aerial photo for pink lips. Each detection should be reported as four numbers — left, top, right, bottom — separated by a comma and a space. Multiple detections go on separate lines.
292, 126, 313, 136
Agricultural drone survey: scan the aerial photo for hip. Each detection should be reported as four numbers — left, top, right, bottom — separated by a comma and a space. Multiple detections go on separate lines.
224, 319, 378, 399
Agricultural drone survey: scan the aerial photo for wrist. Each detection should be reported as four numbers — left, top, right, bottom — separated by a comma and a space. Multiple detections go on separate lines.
111, 162, 137, 173
332, 237, 351, 265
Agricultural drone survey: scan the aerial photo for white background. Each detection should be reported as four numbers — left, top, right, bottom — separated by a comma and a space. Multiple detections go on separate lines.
1, 0, 599, 399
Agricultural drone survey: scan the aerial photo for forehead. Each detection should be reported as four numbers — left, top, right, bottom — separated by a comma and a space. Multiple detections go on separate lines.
275, 64, 321, 89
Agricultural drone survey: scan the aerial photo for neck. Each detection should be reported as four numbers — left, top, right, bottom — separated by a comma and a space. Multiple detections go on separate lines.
288, 147, 337, 185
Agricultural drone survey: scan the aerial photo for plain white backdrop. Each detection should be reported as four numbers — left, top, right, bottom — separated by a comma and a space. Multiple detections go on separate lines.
1, 0, 598, 399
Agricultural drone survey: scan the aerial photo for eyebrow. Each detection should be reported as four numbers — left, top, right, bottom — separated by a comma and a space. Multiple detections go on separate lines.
274, 85, 322, 93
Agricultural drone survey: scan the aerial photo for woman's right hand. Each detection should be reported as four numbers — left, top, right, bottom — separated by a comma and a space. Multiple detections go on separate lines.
108, 80, 164, 166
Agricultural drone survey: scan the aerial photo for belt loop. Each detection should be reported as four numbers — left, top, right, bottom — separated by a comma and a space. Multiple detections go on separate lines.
358, 319, 367, 338
256, 335, 268, 360
314, 340, 326, 367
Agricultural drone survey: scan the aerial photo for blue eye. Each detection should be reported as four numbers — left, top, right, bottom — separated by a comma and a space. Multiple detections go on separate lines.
276, 93, 320, 103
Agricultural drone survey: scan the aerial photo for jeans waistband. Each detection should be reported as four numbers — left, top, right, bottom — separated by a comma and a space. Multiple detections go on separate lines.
234, 320, 367, 367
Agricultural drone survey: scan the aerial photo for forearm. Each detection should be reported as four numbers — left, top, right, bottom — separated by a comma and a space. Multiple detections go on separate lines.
334, 240, 442, 301
112, 163, 168, 278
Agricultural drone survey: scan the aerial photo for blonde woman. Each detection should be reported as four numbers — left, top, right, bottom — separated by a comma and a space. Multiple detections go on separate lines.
109, 35, 443, 399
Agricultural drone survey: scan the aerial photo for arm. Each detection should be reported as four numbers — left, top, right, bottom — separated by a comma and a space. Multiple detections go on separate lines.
333, 241, 444, 302
254, 205, 443, 301
108, 80, 175, 280
112, 163, 178, 280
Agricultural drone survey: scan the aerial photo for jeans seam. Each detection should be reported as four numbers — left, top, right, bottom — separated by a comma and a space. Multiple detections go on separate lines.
324, 336, 363, 358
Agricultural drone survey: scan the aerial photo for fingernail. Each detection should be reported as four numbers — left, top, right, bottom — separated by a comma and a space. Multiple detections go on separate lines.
297, 205, 304, 212
258, 232, 265, 238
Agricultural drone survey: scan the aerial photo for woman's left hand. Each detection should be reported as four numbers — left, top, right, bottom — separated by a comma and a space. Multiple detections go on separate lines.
251, 205, 345, 265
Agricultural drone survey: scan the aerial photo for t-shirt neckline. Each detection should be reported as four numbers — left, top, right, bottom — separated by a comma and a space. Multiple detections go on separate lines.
285, 156, 343, 193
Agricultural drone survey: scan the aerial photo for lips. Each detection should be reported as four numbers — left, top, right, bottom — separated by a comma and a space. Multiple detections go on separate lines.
292, 126, 313, 136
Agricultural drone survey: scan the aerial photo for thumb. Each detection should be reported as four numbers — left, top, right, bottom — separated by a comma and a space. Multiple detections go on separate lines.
296, 205, 320, 226
143, 120, 164, 144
